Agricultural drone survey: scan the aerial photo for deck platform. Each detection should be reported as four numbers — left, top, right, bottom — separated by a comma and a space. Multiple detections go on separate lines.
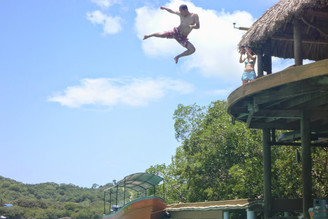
227, 59, 328, 132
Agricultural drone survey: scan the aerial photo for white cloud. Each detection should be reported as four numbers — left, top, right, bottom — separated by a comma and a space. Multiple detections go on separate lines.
91, 0, 121, 8
86, 10, 122, 35
135, 0, 255, 81
48, 78, 194, 108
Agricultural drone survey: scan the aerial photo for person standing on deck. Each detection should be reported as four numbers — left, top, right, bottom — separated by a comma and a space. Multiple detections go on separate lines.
239, 46, 257, 84
143, 4, 200, 64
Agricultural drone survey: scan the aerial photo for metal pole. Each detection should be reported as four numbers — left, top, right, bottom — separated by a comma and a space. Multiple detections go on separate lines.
124, 180, 126, 205
116, 185, 118, 206
301, 110, 312, 219
104, 191, 106, 215
247, 209, 255, 219
109, 190, 112, 214
163, 181, 166, 200
223, 211, 230, 219
263, 128, 272, 218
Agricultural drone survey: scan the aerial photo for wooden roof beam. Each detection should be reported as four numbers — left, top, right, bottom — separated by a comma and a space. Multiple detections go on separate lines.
271, 35, 328, 45
303, 9, 328, 18
301, 16, 328, 38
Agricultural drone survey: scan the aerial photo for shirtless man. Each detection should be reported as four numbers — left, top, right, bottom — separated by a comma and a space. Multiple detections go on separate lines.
143, 4, 200, 64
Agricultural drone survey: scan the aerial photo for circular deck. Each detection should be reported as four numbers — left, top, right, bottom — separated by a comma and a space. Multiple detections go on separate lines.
227, 59, 328, 131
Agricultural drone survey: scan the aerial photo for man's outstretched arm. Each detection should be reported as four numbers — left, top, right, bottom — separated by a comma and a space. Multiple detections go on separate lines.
160, 6, 179, 15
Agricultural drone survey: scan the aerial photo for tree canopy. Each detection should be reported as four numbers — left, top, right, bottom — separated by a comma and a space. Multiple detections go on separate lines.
148, 100, 328, 204
0, 176, 119, 218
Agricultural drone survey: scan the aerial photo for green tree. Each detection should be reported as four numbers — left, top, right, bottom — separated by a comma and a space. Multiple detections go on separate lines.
171, 101, 264, 201
173, 103, 206, 142
169, 100, 328, 203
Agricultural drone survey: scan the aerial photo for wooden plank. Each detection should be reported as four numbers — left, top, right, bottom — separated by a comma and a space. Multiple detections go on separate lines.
253, 89, 327, 113
279, 92, 328, 109
252, 109, 301, 119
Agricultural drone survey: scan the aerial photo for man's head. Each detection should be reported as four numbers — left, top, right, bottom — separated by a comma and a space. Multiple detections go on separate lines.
179, 4, 188, 11
179, 4, 189, 16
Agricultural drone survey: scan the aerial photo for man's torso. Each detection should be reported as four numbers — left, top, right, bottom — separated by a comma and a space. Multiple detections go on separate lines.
178, 13, 197, 36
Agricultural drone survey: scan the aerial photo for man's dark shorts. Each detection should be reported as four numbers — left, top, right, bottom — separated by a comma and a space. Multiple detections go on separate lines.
165, 27, 189, 48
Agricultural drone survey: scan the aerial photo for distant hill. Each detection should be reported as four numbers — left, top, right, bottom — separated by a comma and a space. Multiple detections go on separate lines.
0, 175, 120, 218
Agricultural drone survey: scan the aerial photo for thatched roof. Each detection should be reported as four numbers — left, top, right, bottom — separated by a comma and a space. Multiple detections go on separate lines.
239, 0, 328, 60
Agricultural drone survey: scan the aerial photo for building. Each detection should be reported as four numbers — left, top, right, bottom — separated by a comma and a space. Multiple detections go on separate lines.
228, 0, 328, 218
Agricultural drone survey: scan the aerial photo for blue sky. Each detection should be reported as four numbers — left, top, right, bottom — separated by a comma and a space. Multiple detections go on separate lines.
0, 0, 289, 188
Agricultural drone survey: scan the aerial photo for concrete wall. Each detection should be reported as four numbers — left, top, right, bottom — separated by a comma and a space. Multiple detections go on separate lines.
170, 210, 223, 219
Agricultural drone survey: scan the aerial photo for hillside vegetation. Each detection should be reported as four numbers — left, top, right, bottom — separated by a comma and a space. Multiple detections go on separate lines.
0, 176, 114, 218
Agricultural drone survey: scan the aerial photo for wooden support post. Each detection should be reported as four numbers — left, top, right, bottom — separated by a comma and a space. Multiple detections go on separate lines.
301, 110, 312, 219
264, 39, 272, 74
294, 19, 303, 66
263, 128, 272, 218
257, 48, 263, 77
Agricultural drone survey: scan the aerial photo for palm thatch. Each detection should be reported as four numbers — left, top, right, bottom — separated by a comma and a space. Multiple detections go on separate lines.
239, 0, 328, 60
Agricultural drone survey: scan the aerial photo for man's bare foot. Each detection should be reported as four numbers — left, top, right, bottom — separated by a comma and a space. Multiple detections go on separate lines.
143, 35, 150, 40
174, 56, 179, 64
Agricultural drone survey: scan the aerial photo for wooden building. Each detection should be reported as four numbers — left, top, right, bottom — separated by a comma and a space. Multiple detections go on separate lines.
228, 0, 328, 218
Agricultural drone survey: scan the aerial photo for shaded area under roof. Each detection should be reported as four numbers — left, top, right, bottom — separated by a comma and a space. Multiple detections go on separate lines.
104, 173, 163, 192
239, 0, 328, 61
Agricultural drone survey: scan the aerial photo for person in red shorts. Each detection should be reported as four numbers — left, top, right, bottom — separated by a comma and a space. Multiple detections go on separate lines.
143, 4, 200, 64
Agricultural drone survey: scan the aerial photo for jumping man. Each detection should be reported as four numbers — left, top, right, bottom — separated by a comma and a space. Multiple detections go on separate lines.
143, 4, 200, 64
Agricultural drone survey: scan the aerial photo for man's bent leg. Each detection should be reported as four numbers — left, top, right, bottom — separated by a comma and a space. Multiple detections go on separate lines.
174, 42, 196, 63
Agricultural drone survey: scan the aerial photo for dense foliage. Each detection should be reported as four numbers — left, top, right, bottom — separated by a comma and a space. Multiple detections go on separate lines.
148, 100, 328, 205
0, 176, 128, 218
